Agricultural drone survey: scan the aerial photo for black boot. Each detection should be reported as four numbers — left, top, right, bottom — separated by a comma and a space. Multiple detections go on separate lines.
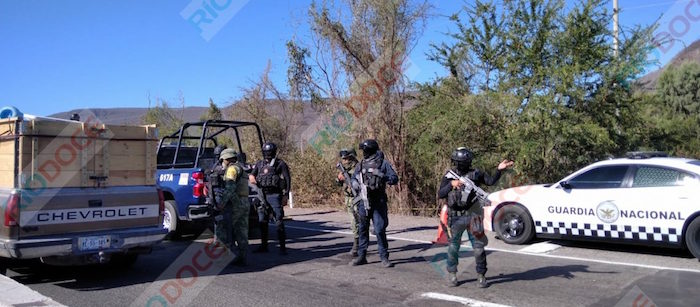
278, 229, 287, 255
350, 238, 359, 257
254, 223, 269, 253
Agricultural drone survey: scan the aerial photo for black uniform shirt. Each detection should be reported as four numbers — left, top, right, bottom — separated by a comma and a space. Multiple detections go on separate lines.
251, 159, 291, 194
438, 168, 501, 200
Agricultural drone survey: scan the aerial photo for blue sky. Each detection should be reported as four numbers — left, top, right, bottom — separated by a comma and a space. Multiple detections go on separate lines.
1, 0, 697, 116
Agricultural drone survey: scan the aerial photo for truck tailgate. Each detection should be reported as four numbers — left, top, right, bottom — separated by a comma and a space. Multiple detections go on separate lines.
17, 186, 161, 239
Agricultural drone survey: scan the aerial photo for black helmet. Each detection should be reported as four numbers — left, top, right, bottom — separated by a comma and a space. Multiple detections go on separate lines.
214, 145, 227, 158
339, 148, 357, 159
451, 147, 473, 162
452, 147, 473, 173
359, 139, 379, 158
262, 142, 277, 160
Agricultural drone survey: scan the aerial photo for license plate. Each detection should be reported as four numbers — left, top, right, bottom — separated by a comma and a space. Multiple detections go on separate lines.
78, 236, 111, 251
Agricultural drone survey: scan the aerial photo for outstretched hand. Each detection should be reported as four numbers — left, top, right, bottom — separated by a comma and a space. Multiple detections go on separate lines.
498, 159, 514, 170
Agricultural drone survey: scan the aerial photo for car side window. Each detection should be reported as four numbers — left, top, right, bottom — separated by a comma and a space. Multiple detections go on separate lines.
568, 165, 628, 189
632, 166, 696, 187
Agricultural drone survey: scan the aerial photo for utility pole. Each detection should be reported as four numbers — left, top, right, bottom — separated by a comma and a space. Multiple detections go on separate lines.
613, 0, 619, 57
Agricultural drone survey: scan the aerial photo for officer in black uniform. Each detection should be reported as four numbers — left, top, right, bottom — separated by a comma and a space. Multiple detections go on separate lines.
350, 139, 398, 268
249, 142, 291, 255
438, 147, 513, 288
205, 145, 228, 240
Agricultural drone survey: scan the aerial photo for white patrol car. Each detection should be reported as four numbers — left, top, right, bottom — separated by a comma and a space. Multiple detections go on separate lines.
483, 152, 700, 260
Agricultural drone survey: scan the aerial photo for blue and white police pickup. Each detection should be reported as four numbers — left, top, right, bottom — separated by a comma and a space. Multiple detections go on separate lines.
484, 152, 700, 260
156, 120, 263, 238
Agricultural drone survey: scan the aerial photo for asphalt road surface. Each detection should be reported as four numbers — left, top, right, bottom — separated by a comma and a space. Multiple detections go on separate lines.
4, 208, 700, 307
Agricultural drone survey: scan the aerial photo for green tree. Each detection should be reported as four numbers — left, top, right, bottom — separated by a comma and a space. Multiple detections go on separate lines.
142, 99, 183, 137
288, 0, 430, 213
409, 0, 656, 211
640, 62, 700, 157
657, 62, 700, 116
201, 98, 223, 121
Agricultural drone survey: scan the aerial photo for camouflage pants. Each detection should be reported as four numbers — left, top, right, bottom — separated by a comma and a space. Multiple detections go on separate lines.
446, 210, 488, 274
345, 196, 359, 240
214, 204, 233, 248
231, 197, 250, 260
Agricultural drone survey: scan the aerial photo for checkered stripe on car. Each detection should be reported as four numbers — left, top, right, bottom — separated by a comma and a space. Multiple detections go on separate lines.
534, 221, 680, 243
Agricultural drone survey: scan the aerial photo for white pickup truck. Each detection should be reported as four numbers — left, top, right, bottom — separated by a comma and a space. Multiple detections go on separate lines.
0, 108, 167, 270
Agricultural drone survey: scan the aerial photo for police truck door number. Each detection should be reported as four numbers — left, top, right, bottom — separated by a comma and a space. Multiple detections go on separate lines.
159, 173, 174, 182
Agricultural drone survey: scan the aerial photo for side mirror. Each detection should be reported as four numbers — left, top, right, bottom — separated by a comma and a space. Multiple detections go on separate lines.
559, 181, 572, 189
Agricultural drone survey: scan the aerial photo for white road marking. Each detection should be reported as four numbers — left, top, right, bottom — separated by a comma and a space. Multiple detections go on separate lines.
285, 225, 700, 274
421, 292, 512, 307
517, 242, 561, 254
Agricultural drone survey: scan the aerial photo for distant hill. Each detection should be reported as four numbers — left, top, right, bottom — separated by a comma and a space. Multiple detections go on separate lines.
49, 101, 325, 142
636, 39, 700, 90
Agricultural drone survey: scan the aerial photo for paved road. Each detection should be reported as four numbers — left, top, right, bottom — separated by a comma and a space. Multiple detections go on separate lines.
4, 208, 700, 306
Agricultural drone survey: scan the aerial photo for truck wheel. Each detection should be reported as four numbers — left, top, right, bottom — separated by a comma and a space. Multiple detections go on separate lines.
686, 217, 700, 260
163, 201, 181, 240
494, 204, 534, 245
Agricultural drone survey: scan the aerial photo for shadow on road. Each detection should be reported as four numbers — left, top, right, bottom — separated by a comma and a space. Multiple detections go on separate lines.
5, 218, 356, 292
386, 226, 435, 236
287, 210, 339, 217
482, 264, 617, 286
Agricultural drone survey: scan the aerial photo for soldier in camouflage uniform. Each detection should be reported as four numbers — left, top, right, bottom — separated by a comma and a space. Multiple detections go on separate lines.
220, 148, 250, 266
336, 148, 360, 257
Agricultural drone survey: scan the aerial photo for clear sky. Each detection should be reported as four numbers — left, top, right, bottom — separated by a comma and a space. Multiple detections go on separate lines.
1, 0, 697, 116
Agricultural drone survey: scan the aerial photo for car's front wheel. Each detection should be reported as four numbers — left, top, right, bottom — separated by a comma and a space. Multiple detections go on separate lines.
685, 216, 700, 260
494, 204, 534, 245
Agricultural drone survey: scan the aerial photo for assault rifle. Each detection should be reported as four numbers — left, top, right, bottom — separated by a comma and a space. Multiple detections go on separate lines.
336, 162, 358, 198
337, 162, 369, 216
249, 183, 274, 223
445, 170, 491, 207
356, 174, 370, 216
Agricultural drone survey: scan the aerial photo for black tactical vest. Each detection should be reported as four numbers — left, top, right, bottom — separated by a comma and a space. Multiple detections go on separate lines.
256, 160, 283, 190
360, 157, 385, 192
206, 164, 226, 209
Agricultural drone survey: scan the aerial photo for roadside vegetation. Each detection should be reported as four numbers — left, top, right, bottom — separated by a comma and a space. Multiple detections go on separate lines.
143, 0, 700, 215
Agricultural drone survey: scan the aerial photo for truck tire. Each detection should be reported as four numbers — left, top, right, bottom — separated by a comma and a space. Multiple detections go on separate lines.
163, 201, 181, 240
494, 204, 534, 245
686, 217, 700, 260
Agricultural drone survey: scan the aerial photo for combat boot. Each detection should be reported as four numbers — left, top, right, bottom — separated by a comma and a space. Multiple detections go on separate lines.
350, 257, 367, 266
447, 272, 458, 287
350, 238, 359, 257
231, 256, 247, 267
380, 258, 393, 268
278, 230, 288, 255
477, 274, 488, 288
254, 224, 269, 253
